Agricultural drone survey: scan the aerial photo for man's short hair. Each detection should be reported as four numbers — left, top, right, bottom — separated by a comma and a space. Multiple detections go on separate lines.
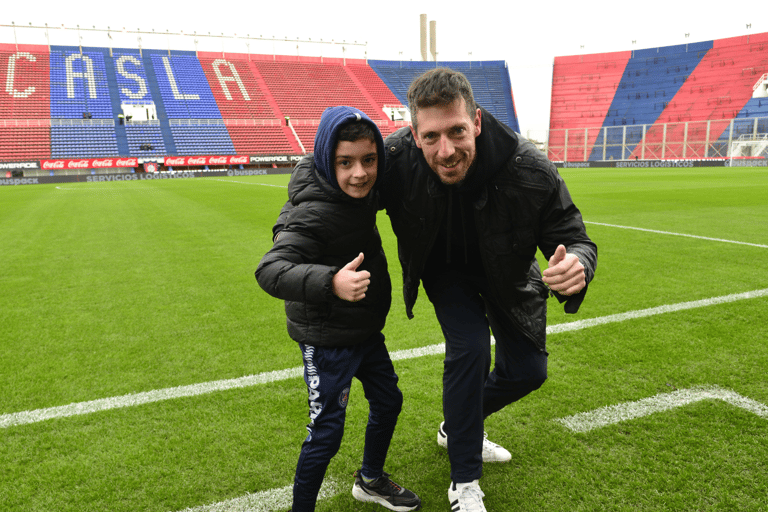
337, 120, 376, 144
407, 68, 477, 132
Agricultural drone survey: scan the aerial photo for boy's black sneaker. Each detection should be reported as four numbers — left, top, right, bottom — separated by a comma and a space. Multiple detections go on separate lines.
352, 469, 422, 511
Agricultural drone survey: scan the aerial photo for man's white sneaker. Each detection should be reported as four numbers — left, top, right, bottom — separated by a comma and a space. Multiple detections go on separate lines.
437, 422, 512, 463
448, 480, 487, 512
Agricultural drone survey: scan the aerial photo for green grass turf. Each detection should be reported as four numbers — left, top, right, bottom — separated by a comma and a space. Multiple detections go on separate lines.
1, 167, 767, 511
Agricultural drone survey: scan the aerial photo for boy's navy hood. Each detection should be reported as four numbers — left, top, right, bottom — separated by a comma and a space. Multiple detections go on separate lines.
313, 106, 385, 191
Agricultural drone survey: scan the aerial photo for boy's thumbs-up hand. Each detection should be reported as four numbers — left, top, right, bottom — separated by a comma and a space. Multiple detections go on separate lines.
542, 244, 586, 296
332, 252, 371, 302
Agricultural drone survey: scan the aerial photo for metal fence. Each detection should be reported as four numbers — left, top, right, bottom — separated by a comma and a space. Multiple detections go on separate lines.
539, 116, 768, 161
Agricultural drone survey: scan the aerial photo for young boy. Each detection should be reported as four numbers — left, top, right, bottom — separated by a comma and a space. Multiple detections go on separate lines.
255, 106, 421, 512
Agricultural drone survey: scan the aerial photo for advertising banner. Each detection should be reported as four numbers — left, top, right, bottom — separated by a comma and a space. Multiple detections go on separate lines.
163, 155, 250, 167
249, 155, 303, 164
554, 159, 728, 169
40, 158, 139, 170
0, 161, 40, 171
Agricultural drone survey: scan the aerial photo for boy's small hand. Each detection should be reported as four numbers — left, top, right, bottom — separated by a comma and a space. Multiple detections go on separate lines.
332, 252, 371, 302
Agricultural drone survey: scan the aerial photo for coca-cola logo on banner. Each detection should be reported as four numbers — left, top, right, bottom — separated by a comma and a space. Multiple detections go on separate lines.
161, 155, 249, 167
41, 158, 138, 169
42, 160, 66, 169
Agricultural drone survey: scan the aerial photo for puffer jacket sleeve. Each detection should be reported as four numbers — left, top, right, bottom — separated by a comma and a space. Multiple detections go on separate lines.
538, 166, 597, 314
271, 200, 293, 241
255, 205, 339, 304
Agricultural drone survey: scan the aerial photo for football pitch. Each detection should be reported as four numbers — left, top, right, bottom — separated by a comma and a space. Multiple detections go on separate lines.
1, 166, 767, 512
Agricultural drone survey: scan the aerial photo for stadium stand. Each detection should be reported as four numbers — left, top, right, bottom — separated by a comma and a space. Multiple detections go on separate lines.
124, 122, 166, 156
48, 46, 122, 158
0, 40, 514, 164
550, 32, 768, 161
6, 30, 768, 166
369, 60, 520, 132
0, 44, 51, 160
198, 52, 300, 154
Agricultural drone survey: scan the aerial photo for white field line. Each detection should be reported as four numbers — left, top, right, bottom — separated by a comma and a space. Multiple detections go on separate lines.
546, 287, 768, 335
556, 385, 768, 433
586, 221, 768, 249
176, 478, 339, 512
0, 367, 302, 429
2, 287, 767, 430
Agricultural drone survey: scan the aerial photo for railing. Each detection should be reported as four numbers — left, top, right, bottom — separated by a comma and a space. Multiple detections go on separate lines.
223, 118, 284, 126
125, 120, 160, 126
0, 119, 51, 127
538, 116, 768, 162
754, 73, 768, 91
51, 119, 115, 127
169, 119, 225, 126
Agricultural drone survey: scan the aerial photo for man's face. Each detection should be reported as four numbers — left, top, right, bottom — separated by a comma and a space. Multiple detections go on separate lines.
411, 97, 481, 186
334, 138, 378, 199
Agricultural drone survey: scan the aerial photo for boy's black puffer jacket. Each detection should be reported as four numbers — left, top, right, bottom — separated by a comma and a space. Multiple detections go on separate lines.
255, 155, 391, 347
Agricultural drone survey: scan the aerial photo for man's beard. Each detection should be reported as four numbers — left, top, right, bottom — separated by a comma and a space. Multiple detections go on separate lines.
435, 156, 476, 187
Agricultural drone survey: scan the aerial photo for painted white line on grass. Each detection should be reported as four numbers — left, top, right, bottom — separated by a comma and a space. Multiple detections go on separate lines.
0, 367, 301, 429
556, 385, 768, 433
176, 478, 340, 512
389, 343, 446, 360
586, 221, 768, 248
547, 287, 768, 335
3, 287, 767, 430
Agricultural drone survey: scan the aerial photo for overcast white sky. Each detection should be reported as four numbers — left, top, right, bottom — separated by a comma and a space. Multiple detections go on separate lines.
3, 0, 764, 135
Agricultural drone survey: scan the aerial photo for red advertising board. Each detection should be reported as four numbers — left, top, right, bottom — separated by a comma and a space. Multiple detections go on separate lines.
40, 158, 139, 170
38, 155, 250, 171
163, 155, 249, 167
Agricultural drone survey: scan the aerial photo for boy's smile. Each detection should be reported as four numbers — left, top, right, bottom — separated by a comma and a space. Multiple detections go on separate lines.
334, 139, 378, 198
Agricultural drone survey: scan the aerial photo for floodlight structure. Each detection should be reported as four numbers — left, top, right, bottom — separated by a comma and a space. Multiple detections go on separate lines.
419, 14, 437, 62
420, 14, 427, 61
430, 20, 437, 62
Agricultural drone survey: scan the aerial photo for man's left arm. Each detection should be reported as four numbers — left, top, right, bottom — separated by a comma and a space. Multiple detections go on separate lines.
539, 170, 597, 313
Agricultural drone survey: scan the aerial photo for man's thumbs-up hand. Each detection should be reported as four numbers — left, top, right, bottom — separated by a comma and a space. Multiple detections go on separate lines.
542, 244, 586, 296
332, 252, 371, 302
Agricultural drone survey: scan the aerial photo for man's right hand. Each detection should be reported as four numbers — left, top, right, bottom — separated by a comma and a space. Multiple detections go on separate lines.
332, 252, 370, 302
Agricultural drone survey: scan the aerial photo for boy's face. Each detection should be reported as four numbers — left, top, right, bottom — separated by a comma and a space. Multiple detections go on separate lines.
334, 138, 378, 198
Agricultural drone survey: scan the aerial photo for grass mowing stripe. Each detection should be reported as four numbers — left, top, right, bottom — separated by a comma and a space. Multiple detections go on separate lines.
176, 478, 340, 512
211, 179, 288, 188
2, 287, 766, 430
586, 221, 768, 248
556, 385, 768, 433
200, 384, 768, 512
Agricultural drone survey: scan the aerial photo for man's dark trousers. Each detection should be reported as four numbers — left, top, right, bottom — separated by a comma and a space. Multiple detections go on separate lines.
423, 268, 548, 484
